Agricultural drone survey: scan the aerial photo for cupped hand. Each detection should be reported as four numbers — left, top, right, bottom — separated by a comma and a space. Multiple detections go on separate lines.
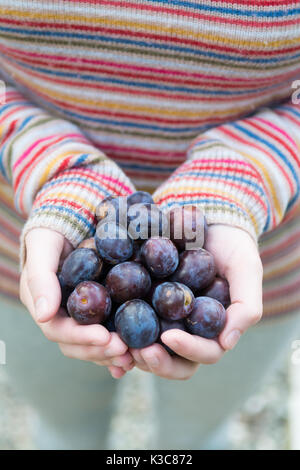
131, 224, 263, 380
20, 228, 133, 378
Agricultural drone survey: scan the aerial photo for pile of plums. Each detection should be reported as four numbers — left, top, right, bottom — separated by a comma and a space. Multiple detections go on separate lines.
58, 192, 230, 353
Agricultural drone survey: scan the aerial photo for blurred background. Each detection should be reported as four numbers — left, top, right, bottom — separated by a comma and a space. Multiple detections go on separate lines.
0, 350, 300, 450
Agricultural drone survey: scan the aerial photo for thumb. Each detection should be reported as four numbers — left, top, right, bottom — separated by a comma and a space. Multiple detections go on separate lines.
25, 228, 65, 323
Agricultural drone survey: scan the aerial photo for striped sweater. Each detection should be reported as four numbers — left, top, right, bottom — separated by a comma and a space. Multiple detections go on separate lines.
0, 0, 300, 317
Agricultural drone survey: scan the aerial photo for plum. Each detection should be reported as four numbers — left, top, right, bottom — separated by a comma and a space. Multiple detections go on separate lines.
184, 296, 226, 339
58, 273, 73, 309
127, 191, 154, 207
95, 195, 128, 227
67, 281, 111, 325
168, 205, 206, 251
60, 248, 103, 288
131, 241, 143, 263
103, 305, 117, 332
202, 277, 230, 308
141, 237, 179, 278
170, 248, 216, 292
152, 281, 194, 320
105, 261, 151, 303
159, 318, 187, 355
144, 279, 164, 306
115, 299, 160, 348
95, 221, 133, 264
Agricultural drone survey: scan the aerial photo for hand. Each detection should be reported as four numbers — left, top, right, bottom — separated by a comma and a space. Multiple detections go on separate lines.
20, 228, 134, 378
131, 224, 263, 380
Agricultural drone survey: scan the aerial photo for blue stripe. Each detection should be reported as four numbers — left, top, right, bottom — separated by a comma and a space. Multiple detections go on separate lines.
162, 198, 249, 219
0, 101, 27, 116
119, 162, 175, 173
233, 122, 300, 202
33, 204, 94, 230
279, 105, 300, 119
0, 114, 35, 180
1, 26, 300, 65
74, 153, 89, 166
177, 170, 266, 196
17, 114, 35, 132
41, 175, 112, 197
142, 0, 300, 17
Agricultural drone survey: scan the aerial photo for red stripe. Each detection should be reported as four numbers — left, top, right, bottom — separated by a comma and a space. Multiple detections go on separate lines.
2, 43, 298, 87
34, 197, 97, 223
7, 58, 282, 104
34, 168, 132, 206
219, 124, 294, 217
247, 118, 300, 168
14, 134, 72, 192
1, 119, 18, 146
2, 17, 300, 58
264, 279, 300, 300
5, 49, 287, 91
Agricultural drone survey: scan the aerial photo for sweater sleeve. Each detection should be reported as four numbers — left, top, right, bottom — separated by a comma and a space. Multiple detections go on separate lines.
0, 86, 135, 265
153, 101, 300, 241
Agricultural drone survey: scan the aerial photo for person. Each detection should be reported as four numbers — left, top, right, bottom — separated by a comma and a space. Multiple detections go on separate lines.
0, 0, 299, 449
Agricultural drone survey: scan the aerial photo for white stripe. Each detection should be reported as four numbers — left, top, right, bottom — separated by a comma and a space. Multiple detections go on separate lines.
1, 1, 300, 40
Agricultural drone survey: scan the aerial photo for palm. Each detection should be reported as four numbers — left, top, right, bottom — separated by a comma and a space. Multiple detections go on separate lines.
204, 224, 260, 283
131, 224, 263, 380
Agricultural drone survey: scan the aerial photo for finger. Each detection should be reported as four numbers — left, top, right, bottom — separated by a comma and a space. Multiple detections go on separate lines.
130, 349, 151, 372
26, 228, 65, 322
19, 267, 35, 316
161, 330, 225, 364
131, 349, 147, 366
220, 256, 263, 351
108, 366, 127, 379
39, 310, 111, 346
140, 344, 199, 380
59, 344, 134, 370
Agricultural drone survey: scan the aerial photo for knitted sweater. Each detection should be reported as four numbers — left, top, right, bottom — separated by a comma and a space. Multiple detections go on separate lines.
0, 0, 300, 316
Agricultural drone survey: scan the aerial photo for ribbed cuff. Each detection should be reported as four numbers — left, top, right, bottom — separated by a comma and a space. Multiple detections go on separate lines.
20, 161, 135, 269
153, 146, 270, 244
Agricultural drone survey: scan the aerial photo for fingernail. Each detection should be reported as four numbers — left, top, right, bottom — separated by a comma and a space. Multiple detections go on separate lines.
225, 330, 241, 350
35, 297, 49, 321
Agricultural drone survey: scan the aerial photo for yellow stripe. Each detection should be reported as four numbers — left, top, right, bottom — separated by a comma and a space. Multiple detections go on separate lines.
238, 150, 283, 219
1, 7, 300, 49
37, 190, 97, 213
39, 150, 87, 186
